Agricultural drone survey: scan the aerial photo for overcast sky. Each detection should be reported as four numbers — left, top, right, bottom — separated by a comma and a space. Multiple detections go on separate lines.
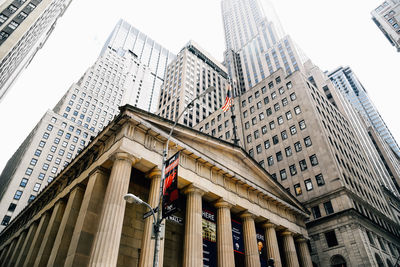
0, 0, 399, 171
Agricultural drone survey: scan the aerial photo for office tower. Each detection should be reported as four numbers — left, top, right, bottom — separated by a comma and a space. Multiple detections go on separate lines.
103, 19, 175, 112
328, 67, 400, 158
0, 20, 174, 230
0, 0, 72, 102
157, 41, 229, 127
371, 0, 400, 52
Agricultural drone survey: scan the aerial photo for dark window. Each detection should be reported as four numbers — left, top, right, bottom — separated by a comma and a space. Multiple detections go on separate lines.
267, 156, 274, 166
1, 215, 11, 226
304, 136, 312, 147
289, 164, 297, 176
311, 206, 321, 219
280, 169, 287, 180
310, 154, 318, 166
272, 135, 279, 144
299, 120, 306, 130
264, 140, 270, 149
366, 231, 375, 245
8, 203, 16, 212
294, 141, 302, 152
325, 230, 338, 247
299, 159, 307, 171
20, 178, 28, 187
324, 201, 334, 214
285, 146, 292, 157
276, 151, 283, 162
315, 173, 325, 186
281, 130, 288, 140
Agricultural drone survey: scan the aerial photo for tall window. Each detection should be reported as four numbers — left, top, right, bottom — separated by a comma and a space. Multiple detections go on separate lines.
311, 206, 321, 219
324, 201, 334, 214
325, 230, 338, 247
294, 183, 302, 195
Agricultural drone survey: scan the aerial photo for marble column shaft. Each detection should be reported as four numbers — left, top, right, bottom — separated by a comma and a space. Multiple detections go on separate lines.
2, 237, 17, 266
241, 212, 260, 267
6, 230, 27, 267
263, 223, 282, 267
182, 185, 204, 267
215, 199, 235, 267
89, 152, 134, 267
296, 237, 313, 267
282, 231, 300, 267
14, 221, 38, 266
139, 169, 162, 267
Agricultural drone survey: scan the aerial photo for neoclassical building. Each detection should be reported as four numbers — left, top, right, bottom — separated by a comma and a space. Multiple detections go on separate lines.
0, 105, 312, 267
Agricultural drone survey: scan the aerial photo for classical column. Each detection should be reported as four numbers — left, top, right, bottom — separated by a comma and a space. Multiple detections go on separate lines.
139, 168, 162, 267
281, 230, 300, 267
263, 222, 282, 267
47, 185, 85, 266
33, 199, 66, 267
182, 184, 205, 267
2, 237, 17, 266
241, 212, 260, 267
23, 211, 51, 267
7, 228, 27, 267
14, 221, 38, 266
89, 152, 135, 267
214, 199, 234, 267
296, 237, 312, 267
65, 168, 108, 267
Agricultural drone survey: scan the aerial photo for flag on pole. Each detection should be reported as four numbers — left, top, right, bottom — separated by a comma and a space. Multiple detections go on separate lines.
221, 84, 232, 112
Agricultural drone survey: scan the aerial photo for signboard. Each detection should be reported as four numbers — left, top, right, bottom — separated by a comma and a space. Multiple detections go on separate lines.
256, 227, 268, 267
143, 206, 159, 219
232, 218, 245, 266
202, 202, 217, 267
162, 152, 180, 218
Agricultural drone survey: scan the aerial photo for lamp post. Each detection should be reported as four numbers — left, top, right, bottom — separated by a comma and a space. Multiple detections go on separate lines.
124, 86, 216, 267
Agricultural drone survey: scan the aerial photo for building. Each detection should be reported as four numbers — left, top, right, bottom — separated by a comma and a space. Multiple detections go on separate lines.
0, 0, 72, 102
0, 105, 313, 267
0, 20, 174, 230
157, 41, 229, 127
371, 0, 400, 52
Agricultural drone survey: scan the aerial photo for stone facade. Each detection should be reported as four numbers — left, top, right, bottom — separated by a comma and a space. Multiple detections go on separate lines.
0, 105, 313, 266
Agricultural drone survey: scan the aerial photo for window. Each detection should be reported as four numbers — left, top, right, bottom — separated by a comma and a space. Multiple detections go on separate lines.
276, 151, 283, 162
277, 116, 283, 125
55, 158, 61, 165
261, 86, 266, 93
34, 149, 41, 156
299, 159, 307, 171
280, 169, 287, 180
278, 87, 284, 95
259, 160, 265, 168
249, 149, 254, 157
269, 121, 275, 130
281, 130, 288, 140
25, 168, 33, 176
20, 178, 28, 187
267, 156, 274, 166
286, 81, 293, 89
266, 108, 272, 116
264, 140, 270, 149
14, 190, 23, 200
294, 141, 302, 152
252, 117, 257, 125
290, 93, 296, 101
304, 136, 312, 147
312, 206, 321, 219
272, 135, 279, 144
290, 125, 297, 135
257, 101, 262, 109
50, 146, 56, 152
286, 111, 292, 120
38, 173, 45, 180
242, 100, 246, 107
271, 91, 277, 99
255, 91, 260, 98
58, 130, 64, 136
247, 135, 252, 143
274, 103, 280, 111
42, 163, 49, 170
310, 154, 318, 166
268, 81, 274, 88
245, 122, 250, 129
262, 126, 267, 134
264, 96, 269, 104
248, 96, 253, 103
58, 149, 65, 156
250, 106, 255, 114
28, 195, 36, 203
254, 130, 260, 139
294, 183, 302, 195
289, 164, 297, 176
325, 231, 338, 247
1, 215, 11, 226
256, 145, 262, 154
294, 106, 301, 114
275, 76, 281, 84
54, 137, 60, 144
39, 141, 46, 148
315, 173, 325, 186
243, 110, 248, 118
299, 120, 306, 130
259, 112, 265, 120
43, 132, 49, 139
47, 124, 53, 131
8, 203, 16, 212
324, 201, 334, 214
285, 146, 292, 157
30, 158, 37, 166
305, 179, 313, 191
33, 183, 41, 192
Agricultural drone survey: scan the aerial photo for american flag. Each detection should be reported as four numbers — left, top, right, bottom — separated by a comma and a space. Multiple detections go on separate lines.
221, 85, 232, 112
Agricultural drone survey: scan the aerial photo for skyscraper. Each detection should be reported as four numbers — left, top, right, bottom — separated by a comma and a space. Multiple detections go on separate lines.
0, 0, 72, 102
0, 20, 174, 230
371, 0, 400, 52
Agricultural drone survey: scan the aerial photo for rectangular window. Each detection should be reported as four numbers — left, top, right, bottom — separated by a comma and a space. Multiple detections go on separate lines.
281, 130, 288, 140
277, 116, 283, 125
289, 164, 297, 176
256, 145, 262, 154
315, 173, 325, 186
25, 168, 33, 176
285, 146, 292, 157
286, 81, 292, 89
294, 183, 302, 195
269, 121, 275, 130
312, 206, 321, 219
264, 140, 270, 149
264, 96, 269, 104
39, 141, 46, 148
294, 106, 301, 114
325, 231, 338, 247
272, 135, 279, 144
285, 111, 292, 120
310, 154, 318, 166
324, 201, 334, 214
299, 159, 307, 171
290, 125, 297, 135
299, 120, 306, 130
305, 179, 313, 191
290, 93, 296, 101
8, 203, 16, 212
30, 158, 37, 166
304, 136, 312, 147
20, 178, 28, 187
262, 126, 267, 134
274, 103, 280, 111
247, 135, 252, 143
267, 156, 274, 166
266, 108, 272, 116
14, 190, 23, 200
1, 215, 11, 226
38, 173, 45, 180
47, 124, 53, 131
280, 169, 287, 180
34, 149, 41, 156
276, 151, 283, 162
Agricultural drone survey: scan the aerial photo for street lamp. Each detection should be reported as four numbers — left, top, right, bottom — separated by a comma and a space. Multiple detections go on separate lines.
124, 86, 216, 267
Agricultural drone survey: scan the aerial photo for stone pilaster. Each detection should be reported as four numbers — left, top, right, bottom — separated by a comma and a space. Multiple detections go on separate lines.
89, 152, 135, 267
23, 211, 51, 267
139, 168, 162, 267
240, 212, 260, 267
47, 185, 85, 266
182, 184, 205, 267
214, 199, 235, 267
281, 230, 300, 267
14, 221, 38, 266
296, 237, 312, 267
33, 199, 66, 267
263, 222, 282, 267
65, 168, 108, 267
6, 230, 27, 267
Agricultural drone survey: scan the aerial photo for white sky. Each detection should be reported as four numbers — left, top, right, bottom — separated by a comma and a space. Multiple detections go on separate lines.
0, 0, 399, 171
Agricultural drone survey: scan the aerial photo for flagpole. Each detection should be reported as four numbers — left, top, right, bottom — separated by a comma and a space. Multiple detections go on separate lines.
228, 78, 240, 146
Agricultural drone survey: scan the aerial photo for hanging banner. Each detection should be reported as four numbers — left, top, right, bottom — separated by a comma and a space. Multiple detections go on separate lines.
231, 219, 245, 254
256, 227, 268, 267
202, 202, 217, 267
162, 152, 180, 218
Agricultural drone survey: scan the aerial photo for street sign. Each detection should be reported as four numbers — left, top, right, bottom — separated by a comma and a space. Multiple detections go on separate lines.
143, 206, 159, 219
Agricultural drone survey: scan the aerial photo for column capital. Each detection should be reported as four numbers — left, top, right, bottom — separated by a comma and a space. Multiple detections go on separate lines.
262, 221, 277, 229
110, 151, 137, 164
214, 198, 233, 209
146, 167, 162, 179
281, 230, 294, 237
239, 211, 256, 220
295, 236, 308, 243
183, 184, 206, 196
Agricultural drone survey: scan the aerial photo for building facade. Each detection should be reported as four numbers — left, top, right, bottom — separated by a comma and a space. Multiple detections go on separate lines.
157, 41, 229, 127
195, 68, 400, 266
0, 105, 313, 267
0, 0, 72, 101
371, 0, 400, 52
0, 20, 174, 230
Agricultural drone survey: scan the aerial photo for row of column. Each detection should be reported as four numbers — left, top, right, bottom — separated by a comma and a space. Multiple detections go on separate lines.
181, 184, 313, 267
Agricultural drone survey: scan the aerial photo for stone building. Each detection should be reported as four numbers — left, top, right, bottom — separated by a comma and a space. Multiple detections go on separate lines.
0, 105, 312, 267
195, 68, 400, 266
